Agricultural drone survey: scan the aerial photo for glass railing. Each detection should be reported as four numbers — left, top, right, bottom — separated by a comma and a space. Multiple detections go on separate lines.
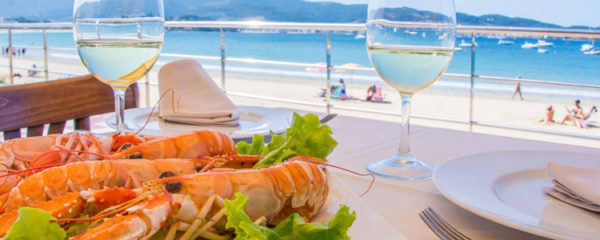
1, 21, 599, 141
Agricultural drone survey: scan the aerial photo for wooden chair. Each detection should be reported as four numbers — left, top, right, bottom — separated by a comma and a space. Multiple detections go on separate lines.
0, 75, 139, 140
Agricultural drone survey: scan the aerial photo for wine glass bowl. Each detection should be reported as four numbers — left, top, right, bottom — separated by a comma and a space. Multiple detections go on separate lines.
73, 0, 164, 134
365, 0, 456, 179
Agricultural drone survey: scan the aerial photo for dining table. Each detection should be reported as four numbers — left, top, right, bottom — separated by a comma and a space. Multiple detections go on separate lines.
89, 108, 600, 240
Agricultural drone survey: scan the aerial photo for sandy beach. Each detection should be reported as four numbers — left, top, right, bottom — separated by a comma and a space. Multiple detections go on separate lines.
1, 55, 598, 148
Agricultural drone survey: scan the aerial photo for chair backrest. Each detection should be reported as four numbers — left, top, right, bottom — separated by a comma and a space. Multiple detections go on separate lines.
0, 75, 139, 140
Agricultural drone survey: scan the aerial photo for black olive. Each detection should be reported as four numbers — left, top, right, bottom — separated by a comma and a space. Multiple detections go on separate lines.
117, 143, 133, 152
165, 182, 182, 193
159, 171, 175, 179
128, 152, 143, 159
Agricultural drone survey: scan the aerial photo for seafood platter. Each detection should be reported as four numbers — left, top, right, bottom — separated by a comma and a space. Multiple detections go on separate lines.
0, 113, 372, 240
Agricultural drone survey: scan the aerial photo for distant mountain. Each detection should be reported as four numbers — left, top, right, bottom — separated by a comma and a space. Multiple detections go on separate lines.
0, 0, 596, 29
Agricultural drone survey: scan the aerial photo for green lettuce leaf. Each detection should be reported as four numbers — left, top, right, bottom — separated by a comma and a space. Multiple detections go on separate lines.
241, 113, 337, 168
224, 193, 355, 240
236, 134, 266, 155
223, 193, 281, 240
273, 205, 356, 240
2, 207, 65, 240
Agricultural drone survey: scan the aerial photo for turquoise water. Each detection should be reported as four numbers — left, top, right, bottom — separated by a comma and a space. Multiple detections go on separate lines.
1, 31, 599, 99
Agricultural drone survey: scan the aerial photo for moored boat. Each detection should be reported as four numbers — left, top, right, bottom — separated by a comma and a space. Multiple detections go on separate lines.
498, 39, 514, 45
521, 41, 537, 48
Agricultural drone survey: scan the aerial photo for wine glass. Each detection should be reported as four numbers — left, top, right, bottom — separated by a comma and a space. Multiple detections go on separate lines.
365, 0, 456, 179
73, 0, 164, 135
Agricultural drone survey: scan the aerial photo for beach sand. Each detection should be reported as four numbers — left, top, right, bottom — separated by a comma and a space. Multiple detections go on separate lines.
1, 55, 598, 148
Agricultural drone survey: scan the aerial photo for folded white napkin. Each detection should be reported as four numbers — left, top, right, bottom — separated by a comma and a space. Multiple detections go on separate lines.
158, 59, 241, 126
543, 162, 600, 212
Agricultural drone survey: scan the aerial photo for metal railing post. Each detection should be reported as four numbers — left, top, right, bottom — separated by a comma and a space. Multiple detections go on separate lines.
8, 28, 13, 84
325, 32, 331, 113
96, 20, 100, 39
145, 74, 150, 107
220, 28, 226, 91
137, 22, 142, 39
469, 34, 476, 132
43, 29, 49, 81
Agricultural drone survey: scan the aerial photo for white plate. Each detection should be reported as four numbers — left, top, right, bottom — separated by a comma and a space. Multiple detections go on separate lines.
315, 172, 407, 239
434, 151, 600, 240
106, 106, 293, 138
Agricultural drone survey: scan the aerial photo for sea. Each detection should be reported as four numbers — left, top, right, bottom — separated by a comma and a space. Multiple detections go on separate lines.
1, 31, 599, 102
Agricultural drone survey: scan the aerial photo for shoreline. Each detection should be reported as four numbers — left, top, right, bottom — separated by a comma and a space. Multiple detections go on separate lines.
7, 46, 600, 103
1, 54, 598, 148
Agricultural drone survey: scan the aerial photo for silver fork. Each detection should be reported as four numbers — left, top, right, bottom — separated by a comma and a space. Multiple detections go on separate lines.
419, 207, 471, 240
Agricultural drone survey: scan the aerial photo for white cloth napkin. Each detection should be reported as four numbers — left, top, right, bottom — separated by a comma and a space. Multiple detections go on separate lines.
158, 59, 241, 126
543, 162, 600, 212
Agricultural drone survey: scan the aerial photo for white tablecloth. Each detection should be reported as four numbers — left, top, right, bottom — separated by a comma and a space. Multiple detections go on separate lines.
325, 114, 600, 239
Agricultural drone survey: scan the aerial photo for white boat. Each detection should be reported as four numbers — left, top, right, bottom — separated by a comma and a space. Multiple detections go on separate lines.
581, 43, 594, 52
537, 48, 549, 53
521, 41, 537, 48
536, 40, 553, 47
497, 39, 514, 45
458, 40, 472, 47
584, 49, 600, 55
354, 33, 366, 39
404, 30, 417, 35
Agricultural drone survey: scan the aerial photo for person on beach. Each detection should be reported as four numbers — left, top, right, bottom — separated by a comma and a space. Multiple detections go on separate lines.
339, 79, 346, 95
366, 84, 376, 101
512, 76, 523, 100
28, 64, 39, 77
560, 99, 597, 128
333, 79, 348, 100
539, 105, 555, 123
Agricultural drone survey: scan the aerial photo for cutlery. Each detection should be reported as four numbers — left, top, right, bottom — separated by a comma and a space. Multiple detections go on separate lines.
419, 207, 471, 240
319, 113, 338, 124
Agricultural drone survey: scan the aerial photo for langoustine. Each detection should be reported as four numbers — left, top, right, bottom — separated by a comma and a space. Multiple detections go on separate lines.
77, 158, 329, 239
1, 153, 264, 213
0, 130, 238, 196
1, 159, 201, 213
0, 158, 329, 239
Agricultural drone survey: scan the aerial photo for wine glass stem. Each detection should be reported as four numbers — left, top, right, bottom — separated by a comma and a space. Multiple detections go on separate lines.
114, 89, 126, 135
398, 95, 411, 155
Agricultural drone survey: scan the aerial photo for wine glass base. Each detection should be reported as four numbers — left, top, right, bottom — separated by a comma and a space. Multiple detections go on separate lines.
366, 154, 434, 180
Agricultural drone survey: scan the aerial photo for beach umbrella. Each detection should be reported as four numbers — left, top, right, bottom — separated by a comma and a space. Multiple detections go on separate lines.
305, 62, 327, 72
336, 63, 362, 72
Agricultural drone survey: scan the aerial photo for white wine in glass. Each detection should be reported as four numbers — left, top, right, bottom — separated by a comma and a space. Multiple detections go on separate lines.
76, 40, 162, 90
367, 45, 453, 93
365, 0, 456, 180
73, 0, 164, 134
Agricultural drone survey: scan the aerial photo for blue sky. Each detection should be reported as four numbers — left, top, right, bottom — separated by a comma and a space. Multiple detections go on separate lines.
307, 0, 600, 27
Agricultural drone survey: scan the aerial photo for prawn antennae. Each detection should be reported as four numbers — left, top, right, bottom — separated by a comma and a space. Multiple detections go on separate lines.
53, 207, 127, 223
300, 159, 375, 197
0, 148, 109, 180
0, 162, 69, 179
135, 88, 174, 136
0, 178, 22, 211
